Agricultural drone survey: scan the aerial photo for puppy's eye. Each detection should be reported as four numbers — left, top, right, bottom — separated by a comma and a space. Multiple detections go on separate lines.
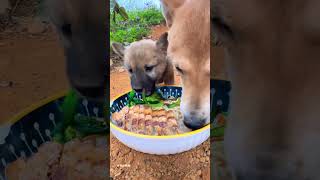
145, 65, 154, 72
212, 17, 233, 45
61, 24, 72, 37
128, 68, 133, 73
175, 66, 183, 74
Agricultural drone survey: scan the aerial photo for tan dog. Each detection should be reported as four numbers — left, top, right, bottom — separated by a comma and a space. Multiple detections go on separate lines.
112, 33, 174, 95
160, 0, 210, 130
213, 0, 320, 179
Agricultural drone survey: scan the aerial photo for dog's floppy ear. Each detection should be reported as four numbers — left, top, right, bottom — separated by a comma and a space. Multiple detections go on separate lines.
160, 0, 186, 27
156, 32, 169, 52
111, 42, 125, 58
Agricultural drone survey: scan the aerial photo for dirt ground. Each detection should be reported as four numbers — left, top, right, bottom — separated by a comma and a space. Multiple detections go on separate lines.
0, 26, 68, 123
109, 25, 211, 180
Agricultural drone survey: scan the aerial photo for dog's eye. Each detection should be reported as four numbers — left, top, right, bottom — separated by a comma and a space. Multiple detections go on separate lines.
212, 17, 233, 46
175, 66, 183, 74
61, 24, 72, 37
145, 66, 154, 72
128, 68, 133, 73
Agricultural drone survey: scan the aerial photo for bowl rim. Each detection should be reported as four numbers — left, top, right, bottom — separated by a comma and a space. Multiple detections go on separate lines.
110, 85, 210, 139
110, 122, 210, 139
4, 90, 68, 125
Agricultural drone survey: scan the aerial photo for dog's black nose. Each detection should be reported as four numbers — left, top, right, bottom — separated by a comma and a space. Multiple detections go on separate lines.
76, 86, 105, 99
183, 115, 207, 130
133, 88, 143, 93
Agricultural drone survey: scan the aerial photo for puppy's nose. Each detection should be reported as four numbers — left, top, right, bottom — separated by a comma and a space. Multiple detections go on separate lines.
133, 88, 143, 93
183, 115, 207, 130
76, 86, 105, 99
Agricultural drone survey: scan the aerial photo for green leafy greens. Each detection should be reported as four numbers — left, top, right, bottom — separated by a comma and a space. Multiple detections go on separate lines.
127, 90, 180, 109
53, 90, 108, 144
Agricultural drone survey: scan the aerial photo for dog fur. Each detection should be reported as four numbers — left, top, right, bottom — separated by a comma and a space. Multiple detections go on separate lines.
161, 0, 210, 130
213, 0, 320, 179
46, 0, 107, 101
112, 33, 174, 95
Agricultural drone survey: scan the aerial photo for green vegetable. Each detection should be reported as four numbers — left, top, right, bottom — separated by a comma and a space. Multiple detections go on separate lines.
127, 90, 182, 109
61, 90, 79, 126
53, 132, 65, 144
74, 115, 108, 136
166, 98, 181, 109
53, 122, 66, 143
53, 90, 108, 144
64, 126, 78, 142
210, 112, 228, 138
211, 126, 225, 137
148, 102, 164, 109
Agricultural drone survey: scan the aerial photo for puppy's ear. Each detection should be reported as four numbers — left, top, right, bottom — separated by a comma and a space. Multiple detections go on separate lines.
156, 32, 169, 52
111, 42, 125, 58
160, 0, 186, 27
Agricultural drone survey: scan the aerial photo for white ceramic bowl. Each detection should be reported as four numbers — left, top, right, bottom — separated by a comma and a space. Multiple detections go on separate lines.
110, 123, 210, 155
110, 86, 210, 155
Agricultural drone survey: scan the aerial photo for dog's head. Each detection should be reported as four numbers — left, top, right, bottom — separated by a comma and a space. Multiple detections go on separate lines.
213, 0, 320, 179
161, 0, 210, 130
46, 0, 107, 101
112, 33, 169, 96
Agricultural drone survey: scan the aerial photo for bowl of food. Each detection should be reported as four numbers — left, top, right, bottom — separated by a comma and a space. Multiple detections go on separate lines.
0, 91, 108, 180
110, 86, 210, 155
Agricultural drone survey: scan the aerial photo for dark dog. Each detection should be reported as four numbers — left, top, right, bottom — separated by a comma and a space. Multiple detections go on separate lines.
46, 0, 107, 101
213, 0, 320, 179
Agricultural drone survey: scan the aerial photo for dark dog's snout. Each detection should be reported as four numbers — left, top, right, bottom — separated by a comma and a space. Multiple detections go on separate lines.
76, 86, 105, 99
133, 88, 143, 93
183, 114, 207, 130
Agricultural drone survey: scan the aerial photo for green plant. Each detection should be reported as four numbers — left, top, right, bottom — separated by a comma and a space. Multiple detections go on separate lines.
110, 0, 129, 22
110, 6, 164, 44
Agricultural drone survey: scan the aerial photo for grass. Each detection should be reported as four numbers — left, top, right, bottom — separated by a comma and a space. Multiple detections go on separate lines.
110, 7, 164, 44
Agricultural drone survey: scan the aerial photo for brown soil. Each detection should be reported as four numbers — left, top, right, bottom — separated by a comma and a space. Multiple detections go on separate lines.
150, 24, 169, 40
110, 25, 210, 180
0, 28, 68, 123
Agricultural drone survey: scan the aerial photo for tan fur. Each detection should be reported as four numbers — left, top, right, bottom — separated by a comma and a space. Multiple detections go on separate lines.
124, 40, 174, 85
212, 47, 227, 80
162, 0, 210, 128
112, 35, 174, 94
214, 0, 320, 179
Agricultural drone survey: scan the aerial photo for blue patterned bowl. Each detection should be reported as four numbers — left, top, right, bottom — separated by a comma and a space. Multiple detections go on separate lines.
0, 91, 104, 179
110, 86, 210, 155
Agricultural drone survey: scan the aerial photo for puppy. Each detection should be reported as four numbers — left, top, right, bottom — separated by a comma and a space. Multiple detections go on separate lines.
112, 32, 174, 95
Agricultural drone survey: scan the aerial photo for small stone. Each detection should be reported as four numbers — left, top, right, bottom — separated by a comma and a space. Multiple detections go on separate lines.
200, 157, 206, 163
